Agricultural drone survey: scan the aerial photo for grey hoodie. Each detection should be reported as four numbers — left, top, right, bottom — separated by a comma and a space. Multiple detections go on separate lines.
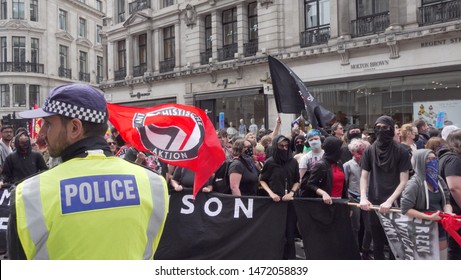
401, 149, 451, 215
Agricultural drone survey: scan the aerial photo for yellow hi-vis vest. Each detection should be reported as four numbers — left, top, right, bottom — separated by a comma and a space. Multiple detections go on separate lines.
15, 152, 169, 260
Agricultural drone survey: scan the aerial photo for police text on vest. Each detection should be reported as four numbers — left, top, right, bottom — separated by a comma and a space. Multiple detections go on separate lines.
60, 175, 140, 214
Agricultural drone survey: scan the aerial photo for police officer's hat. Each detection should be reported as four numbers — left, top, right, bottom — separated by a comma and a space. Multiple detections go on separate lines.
18, 83, 107, 124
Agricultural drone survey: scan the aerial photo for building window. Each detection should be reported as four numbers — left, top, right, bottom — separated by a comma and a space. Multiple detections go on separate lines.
59, 45, 71, 78
59, 9, 67, 31
117, 40, 126, 70
31, 38, 39, 72
301, 0, 330, 47
13, 84, 26, 107
117, 0, 125, 23
12, 0, 24, 19
200, 15, 212, 65
205, 15, 212, 51
79, 18, 87, 37
352, 0, 389, 37
139, 33, 147, 65
79, 51, 89, 82
115, 40, 126, 80
30, 0, 38, 21
357, 0, 389, 18
219, 8, 238, 61
419, 0, 461, 26
163, 0, 174, 8
163, 26, 175, 60
13, 37, 26, 67
96, 25, 102, 43
160, 26, 175, 73
222, 8, 237, 46
1, 84, 10, 107
29, 85, 40, 107
1, 0, 6, 20
244, 2, 258, 57
96, 56, 103, 83
1, 37, 6, 64
96, 0, 103, 12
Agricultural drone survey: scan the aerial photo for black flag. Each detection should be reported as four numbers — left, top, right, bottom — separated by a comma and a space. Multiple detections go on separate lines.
268, 56, 335, 128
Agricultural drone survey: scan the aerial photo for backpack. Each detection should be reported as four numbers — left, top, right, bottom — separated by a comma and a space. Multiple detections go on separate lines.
212, 159, 232, 194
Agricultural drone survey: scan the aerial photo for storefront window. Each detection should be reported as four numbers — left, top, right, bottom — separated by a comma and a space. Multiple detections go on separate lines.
198, 93, 266, 134
310, 70, 461, 129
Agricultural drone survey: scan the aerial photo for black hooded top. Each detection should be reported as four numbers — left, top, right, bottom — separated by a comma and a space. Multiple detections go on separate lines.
361, 116, 412, 204
260, 135, 300, 196
1, 131, 48, 185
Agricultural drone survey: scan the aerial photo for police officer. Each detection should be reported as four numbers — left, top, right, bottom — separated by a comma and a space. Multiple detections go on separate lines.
8, 84, 169, 260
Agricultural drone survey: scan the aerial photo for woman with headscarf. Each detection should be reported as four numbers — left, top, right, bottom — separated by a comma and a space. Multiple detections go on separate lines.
401, 149, 452, 259
359, 115, 412, 259
260, 135, 300, 259
302, 136, 347, 203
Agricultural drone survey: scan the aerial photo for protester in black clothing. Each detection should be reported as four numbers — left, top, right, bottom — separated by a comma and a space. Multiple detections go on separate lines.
124, 146, 168, 178
228, 139, 259, 196
340, 124, 362, 165
1, 131, 48, 185
414, 119, 430, 149
260, 135, 300, 259
170, 167, 213, 193
359, 116, 412, 260
303, 136, 347, 203
439, 128, 461, 259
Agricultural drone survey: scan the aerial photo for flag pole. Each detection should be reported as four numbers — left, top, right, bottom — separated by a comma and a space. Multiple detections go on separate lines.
346, 202, 401, 213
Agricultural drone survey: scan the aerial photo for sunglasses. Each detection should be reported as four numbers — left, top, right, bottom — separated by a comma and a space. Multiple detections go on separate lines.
108, 142, 116, 146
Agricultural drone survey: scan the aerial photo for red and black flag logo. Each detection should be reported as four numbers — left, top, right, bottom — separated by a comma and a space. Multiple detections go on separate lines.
107, 103, 225, 197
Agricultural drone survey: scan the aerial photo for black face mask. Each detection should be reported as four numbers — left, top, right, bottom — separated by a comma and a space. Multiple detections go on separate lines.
244, 147, 254, 157
278, 149, 289, 162
348, 132, 362, 140
375, 129, 394, 143
413, 134, 419, 142
295, 144, 304, 153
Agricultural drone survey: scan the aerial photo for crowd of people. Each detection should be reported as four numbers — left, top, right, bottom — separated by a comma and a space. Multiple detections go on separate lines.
206, 116, 461, 260
1, 84, 460, 260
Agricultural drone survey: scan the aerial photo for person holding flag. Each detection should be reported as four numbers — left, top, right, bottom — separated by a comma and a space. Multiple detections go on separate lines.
9, 83, 168, 259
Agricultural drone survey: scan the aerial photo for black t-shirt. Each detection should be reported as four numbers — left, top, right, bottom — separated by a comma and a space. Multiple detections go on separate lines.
260, 157, 300, 197
172, 167, 195, 189
228, 158, 259, 196
361, 143, 412, 204
443, 154, 461, 214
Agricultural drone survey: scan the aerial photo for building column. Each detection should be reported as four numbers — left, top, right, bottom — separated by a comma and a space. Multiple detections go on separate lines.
102, 36, 108, 81
388, 0, 402, 31
126, 34, 133, 79
337, 0, 351, 38
236, 3, 245, 56
153, 29, 160, 74
107, 41, 114, 81
211, 10, 220, 62
146, 28, 153, 74
174, 23, 180, 69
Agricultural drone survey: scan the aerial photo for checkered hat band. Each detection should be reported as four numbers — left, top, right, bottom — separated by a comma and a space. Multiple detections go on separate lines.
44, 100, 106, 123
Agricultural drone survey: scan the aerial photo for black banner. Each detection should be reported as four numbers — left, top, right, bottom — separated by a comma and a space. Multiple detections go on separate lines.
376, 211, 439, 260
294, 198, 361, 260
155, 190, 287, 260
0, 188, 10, 252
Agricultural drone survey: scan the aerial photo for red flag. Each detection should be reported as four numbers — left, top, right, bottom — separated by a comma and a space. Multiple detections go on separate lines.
30, 103, 39, 138
107, 103, 225, 197
439, 213, 461, 247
